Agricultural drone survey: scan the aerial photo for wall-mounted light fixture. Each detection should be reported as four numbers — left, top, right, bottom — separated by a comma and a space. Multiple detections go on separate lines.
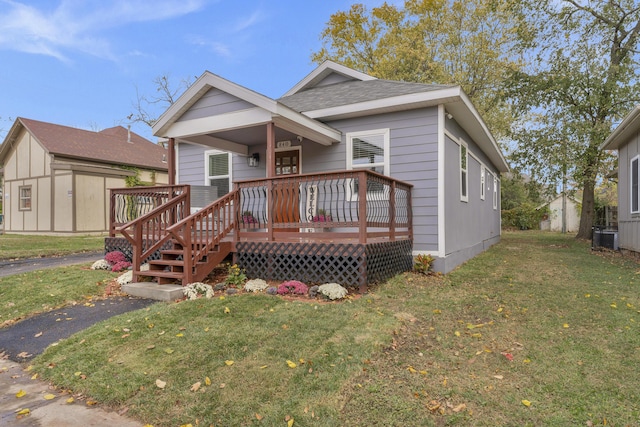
446, 112, 453, 120
247, 153, 260, 167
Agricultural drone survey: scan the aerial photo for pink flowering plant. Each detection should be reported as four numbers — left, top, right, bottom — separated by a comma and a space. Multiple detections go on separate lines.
104, 251, 131, 272
242, 211, 258, 224
277, 280, 309, 295
312, 209, 332, 222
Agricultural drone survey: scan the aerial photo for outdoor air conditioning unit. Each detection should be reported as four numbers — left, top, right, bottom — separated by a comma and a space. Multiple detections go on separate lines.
592, 226, 619, 250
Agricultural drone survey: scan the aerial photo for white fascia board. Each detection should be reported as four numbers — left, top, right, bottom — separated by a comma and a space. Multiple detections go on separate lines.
273, 104, 341, 145
304, 86, 463, 121
153, 71, 279, 138
164, 108, 273, 139
601, 105, 640, 150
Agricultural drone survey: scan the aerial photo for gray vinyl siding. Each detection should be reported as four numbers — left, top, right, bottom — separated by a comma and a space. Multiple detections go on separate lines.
442, 119, 501, 271
325, 108, 440, 253
177, 142, 206, 185
617, 135, 640, 252
178, 88, 255, 122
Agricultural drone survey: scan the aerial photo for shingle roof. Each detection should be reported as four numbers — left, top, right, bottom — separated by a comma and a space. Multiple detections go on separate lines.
16, 118, 167, 171
278, 79, 454, 112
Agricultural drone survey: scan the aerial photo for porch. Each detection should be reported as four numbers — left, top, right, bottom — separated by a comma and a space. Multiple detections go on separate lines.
108, 170, 413, 292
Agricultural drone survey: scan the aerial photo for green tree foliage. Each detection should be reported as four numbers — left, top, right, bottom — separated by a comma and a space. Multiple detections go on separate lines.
312, 0, 532, 139
508, 0, 640, 239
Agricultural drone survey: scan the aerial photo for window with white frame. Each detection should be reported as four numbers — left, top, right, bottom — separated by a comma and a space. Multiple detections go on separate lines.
19, 186, 32, 211
480, 166, 486, 200
460, 143, 468, 202
346, 129, 390, 196
631, 155, 639, 213
206, 151, 231, 197
493, 176, 498, 210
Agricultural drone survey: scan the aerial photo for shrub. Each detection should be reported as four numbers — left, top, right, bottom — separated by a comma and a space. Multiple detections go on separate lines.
105, 251, 127, 265
413, 254, 434, 275
244, 279, 269, 292
183, 282, 214, 300
277, 280, 309, 295
91, 259, 111, 270
225, 264, 247, 286
111, 261, 132, 273
318, 283, 348, 300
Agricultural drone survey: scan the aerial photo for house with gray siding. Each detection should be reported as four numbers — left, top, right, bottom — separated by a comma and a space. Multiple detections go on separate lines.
600, 105, 640, 253
154, 61, 508, 274
111, 61, 508, 291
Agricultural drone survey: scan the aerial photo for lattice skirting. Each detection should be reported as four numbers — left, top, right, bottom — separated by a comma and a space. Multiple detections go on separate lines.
104, 237, 174, 263
235, 239, 413, 290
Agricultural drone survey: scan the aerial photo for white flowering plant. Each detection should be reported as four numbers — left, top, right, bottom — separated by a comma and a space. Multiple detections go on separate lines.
318, 283, 348, 300
91, 259, 111, 270
183, 282, 214, 300
244, 278, 269, 292
116, 263, 150, 286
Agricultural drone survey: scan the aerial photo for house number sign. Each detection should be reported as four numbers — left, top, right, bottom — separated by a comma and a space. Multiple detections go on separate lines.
276, 140, 291, 149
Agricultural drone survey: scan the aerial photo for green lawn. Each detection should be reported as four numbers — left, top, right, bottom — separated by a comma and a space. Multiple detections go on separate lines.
0, 234, 105, 260
16, 231, 640, 426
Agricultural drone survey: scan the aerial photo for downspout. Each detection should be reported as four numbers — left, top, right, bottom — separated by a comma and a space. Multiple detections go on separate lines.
168, 138, 175, 186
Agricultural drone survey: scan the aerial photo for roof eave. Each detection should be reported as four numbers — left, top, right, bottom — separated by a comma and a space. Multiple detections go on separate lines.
600, 105, 640, 150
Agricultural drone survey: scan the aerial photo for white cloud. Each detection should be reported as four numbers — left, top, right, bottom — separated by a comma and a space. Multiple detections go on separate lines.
0, 0, 207, 62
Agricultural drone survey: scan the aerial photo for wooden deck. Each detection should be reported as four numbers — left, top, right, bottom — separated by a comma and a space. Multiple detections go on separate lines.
108, 170, 413, 291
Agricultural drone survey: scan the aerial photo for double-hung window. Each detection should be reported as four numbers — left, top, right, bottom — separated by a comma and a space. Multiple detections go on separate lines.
206, 150, 231, 197
460, 143, 468, 202
631, 155, 640, 214
346, 129, 390, 197
19, 186, 32, 211
480, 166, 486, 200
493, 176, 498, 210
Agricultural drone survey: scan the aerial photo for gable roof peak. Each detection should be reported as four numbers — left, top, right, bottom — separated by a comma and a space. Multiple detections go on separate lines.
282, 60, 377, 97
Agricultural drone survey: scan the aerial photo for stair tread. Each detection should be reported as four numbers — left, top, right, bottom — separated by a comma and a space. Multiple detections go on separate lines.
141, 271, 184, 279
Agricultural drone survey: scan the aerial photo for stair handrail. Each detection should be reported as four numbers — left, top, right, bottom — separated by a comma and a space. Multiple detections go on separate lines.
164, 189, 238, 283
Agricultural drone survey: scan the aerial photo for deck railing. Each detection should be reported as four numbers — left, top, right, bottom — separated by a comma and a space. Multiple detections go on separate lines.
235, 170, 413, 243
109, 185, 190, 237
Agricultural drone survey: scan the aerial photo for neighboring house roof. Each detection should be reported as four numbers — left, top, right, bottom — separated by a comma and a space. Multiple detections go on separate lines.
601, 105, 640, 150
0, 118, 167, 171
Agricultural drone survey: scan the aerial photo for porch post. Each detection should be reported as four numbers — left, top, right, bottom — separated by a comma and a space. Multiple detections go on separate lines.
168, 138, 176, 186
266, 123, 276, 178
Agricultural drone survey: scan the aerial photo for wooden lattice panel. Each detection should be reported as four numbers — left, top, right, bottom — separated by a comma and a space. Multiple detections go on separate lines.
105, 237, 173, 263
235, 240, 412, 290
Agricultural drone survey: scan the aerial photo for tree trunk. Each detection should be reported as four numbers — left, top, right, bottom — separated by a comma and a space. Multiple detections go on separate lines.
577, 179, 595, 240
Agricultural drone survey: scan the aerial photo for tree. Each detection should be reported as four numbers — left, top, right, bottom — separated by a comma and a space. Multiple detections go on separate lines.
508, 0, 640, 239
127, 74, 192, 128
311, 0, 532, 139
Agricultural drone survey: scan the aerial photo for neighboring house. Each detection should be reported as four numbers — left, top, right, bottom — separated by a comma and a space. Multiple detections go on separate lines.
538, 193, 581, 232
147, 61, 508, 274
600, 105, 640, 254
0, 118, 168, 235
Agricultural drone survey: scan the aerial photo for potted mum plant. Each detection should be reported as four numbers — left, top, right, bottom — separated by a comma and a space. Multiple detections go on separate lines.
312, 209, 332, 231
242, 210, 258, 226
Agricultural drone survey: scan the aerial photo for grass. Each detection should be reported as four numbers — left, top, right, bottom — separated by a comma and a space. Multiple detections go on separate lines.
0, 234, 105, 260
19, 231, 640, 425
0, 266, 119, 327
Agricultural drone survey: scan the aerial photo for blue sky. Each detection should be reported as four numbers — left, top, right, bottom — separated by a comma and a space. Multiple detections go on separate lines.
0, 0, 387, 142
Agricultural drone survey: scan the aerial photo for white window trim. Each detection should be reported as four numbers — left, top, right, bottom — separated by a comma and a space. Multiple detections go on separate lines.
631, 155, 640, 214
204, 149, 233, 193
493, 175, 498, 210
346, 128, 390, 200
480, 166, 486, 200
19, 185, 32, 211
275, 145, 303, 174
460, 141, 469, 202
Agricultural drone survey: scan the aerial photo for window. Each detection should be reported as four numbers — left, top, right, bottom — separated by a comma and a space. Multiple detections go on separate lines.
631, 155, 639, 213
460, 143, 468, 202
493, 176, 498, 210
346, 129, 390, 197
19, 186, 32, 210
206, 151, 231, 197
480, 166, 486, 200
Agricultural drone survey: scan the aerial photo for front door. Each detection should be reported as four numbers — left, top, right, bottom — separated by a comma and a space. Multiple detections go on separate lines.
273, 149, 301, 230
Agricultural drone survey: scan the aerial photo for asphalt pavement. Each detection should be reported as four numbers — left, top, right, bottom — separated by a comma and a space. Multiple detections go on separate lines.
0, 252, 154, 426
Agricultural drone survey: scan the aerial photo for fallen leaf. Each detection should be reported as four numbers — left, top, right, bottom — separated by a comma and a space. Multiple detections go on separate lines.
493, 375, 504, 380
190, 382, 201, 392
224, 360, 234, 366
66, 397, 75, 404
31, 373, 38, 380
454, 331, 461, 337
407, 366, 417, 373
176, 333, 184, 337
286, 360, 297, 368
224, 307, 230, 314
121, 334, 130, 339
15, 390, 26, 398
260, 365, 268, 369
255, 413, 263, 421
205, 376, 211, 386
146, 345, 156, 350
288, 418, 295, 427
502, 352, 514, 361
34, 332, 43, 338
521, 399, 531, 407
43, 394, 56, 400
563, 323, 569, 328
15, 408, 30, 416
452, 403, 466, 413
164, 348, 174, 354
156, 379, 167, 389
86, 400, 98, 406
